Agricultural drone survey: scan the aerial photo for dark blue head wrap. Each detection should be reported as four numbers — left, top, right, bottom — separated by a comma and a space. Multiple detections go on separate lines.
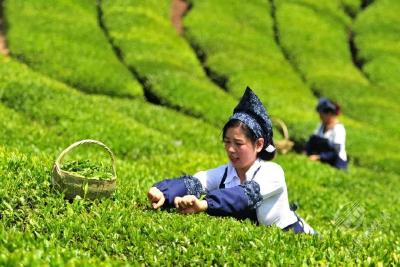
229, 86, 275, 152
316, 97, 340, 115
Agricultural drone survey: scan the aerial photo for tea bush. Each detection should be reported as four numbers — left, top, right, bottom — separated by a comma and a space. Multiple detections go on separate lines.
5, 0, 142, 98
184, 0, 316, 140
353, 0, 400, 93
273, 0, 400, 173
100, 0, 237, 126
0, 57, 226, 161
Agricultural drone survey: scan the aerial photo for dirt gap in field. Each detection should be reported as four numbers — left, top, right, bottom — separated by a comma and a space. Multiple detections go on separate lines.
342, 1, 374, 79
0, 0, 9, 56
361, 0, 374, 9
171, 0, 229, 91
348, 30, 365, 71
171, 0, 188, 35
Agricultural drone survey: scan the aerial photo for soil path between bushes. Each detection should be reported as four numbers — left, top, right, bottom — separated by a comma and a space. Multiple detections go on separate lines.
170, 0, 229, 90
0, 0, 9, 56
171, 0, 189, 34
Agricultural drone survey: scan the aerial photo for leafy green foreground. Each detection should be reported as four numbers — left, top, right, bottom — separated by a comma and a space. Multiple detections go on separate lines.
1, 147, 399, 265
1, 0, 400, 265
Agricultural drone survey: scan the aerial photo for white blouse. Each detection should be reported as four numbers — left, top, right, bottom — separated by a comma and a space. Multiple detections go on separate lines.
193, 159, 298, 229
314, 123, 347, 161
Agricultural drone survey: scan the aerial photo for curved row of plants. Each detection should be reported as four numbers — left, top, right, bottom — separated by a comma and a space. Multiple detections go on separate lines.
0, 57, 224, 159
273, 0, 400, 173
354, 0, 400, 94
100, 0, 237, 126
184, 0, 317, 140
5, 0, 142, 98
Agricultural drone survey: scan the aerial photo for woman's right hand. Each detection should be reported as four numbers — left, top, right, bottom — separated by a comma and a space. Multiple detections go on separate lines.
147, 187, 165, 209
174, 195, 208, 214
309, 154, 320, 161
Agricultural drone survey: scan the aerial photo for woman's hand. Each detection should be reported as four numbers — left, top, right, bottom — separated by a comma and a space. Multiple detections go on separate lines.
309, 154, 320, 161
174, 195, 208, 214
147, 187, 165, 209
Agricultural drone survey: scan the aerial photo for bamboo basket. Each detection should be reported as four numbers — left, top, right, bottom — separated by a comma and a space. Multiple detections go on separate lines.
52, 139, 117, 200
273, 119, 294, 154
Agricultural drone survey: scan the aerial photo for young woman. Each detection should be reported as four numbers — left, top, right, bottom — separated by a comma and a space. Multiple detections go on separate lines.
305, 98, 348, 169
148, 87, 316, 234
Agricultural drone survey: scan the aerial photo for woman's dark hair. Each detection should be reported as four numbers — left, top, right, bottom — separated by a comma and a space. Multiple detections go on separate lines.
222, 119, 275, 161
316, 98, 340, 115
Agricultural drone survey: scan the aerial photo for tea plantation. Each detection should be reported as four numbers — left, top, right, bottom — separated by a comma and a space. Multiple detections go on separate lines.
1, 0, 399, 265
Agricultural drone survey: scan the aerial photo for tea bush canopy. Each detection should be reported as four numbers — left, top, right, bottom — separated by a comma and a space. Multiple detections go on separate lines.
101, 0, 237, 126
5, 0, 143, 98
184, 0, 317, 139
0, 0, 399, 265
354, 0, 400, 92
273, 0, 400, 172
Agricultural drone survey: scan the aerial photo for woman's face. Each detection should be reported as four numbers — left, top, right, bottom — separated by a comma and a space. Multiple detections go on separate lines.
319, 111, 335, 125
223, 126, 264, 172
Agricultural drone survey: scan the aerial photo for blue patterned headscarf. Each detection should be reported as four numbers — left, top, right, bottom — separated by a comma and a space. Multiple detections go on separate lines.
229, 87, 275, 152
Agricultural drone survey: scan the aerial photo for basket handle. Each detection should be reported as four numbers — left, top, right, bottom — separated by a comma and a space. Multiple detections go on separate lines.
55, 139, 116, 178
273, 118, 290, 140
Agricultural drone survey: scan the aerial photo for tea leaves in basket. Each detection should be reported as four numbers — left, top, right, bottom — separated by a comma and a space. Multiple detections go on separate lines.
62, 159, 113, 180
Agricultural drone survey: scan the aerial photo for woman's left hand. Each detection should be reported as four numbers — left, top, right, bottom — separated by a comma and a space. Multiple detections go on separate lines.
174, 195, 208, 214
309, 154, 320, 161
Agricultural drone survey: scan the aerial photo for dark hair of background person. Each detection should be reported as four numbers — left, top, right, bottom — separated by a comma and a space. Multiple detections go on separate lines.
316, 98, 341, 115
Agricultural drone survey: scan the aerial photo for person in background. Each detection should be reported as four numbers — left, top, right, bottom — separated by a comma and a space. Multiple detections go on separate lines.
305, 97, 348, 170
147, 87, 316, 234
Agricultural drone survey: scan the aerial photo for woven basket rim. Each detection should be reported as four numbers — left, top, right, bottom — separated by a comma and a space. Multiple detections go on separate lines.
273, 118, 290, 141
54, 139, 117, 178
53, 139, 117, 183
58, 168, 117, 181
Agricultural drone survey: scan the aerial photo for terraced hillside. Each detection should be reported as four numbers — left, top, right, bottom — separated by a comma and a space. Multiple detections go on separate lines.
5, 0, 142, 98
0, 0, 399, 265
